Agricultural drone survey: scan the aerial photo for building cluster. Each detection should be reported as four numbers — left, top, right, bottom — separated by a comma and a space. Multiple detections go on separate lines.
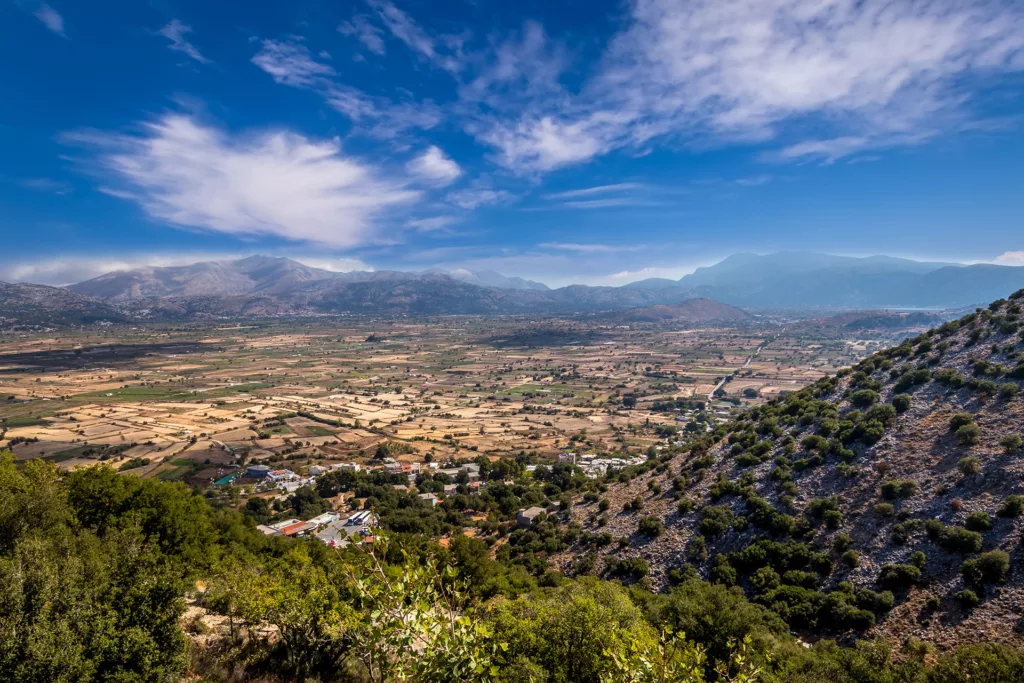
559, 452, 647, 478
256, 509, 379, 549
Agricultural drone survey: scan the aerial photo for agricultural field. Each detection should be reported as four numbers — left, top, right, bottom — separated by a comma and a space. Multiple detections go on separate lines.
0, 316, 889, 483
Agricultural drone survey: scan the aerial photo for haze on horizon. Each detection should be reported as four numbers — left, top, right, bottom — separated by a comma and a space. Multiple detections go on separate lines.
2, 0, 1023, 287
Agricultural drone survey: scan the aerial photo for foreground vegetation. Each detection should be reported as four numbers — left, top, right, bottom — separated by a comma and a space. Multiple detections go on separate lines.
3, 453, 1024, 682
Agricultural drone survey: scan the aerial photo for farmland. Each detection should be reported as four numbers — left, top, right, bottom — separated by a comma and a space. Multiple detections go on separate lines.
0, 316, 889, 481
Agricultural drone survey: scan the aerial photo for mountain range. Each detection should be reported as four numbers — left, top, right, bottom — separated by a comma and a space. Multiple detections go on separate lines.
2, 252, 1023, 325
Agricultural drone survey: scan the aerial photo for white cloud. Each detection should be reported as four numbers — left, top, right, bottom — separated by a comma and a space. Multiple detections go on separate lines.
368, 0, 462, 72
62, 114, 419, 247
992, 251, 1024, 266
252, 37, 441, 139
291, 256, 373, 273
735, 175, 773, 187
446, 187, 514, 210
159, 19, 209, 64
406, 146, 462, 185
406, 216, 459, 233
544, 183, 645, 200
339, 15, 386, 55
33, 3, 64, 36
252, 38, 335, 87
468, 0, 1024, 171
540, 242, 644, 254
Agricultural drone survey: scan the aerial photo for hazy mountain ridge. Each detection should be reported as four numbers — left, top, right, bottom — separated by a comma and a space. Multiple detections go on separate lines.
678, 253, 1024, 308
5, 252, 1024, 326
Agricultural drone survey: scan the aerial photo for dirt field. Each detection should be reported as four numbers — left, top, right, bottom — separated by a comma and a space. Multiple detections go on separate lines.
0, 317, 891, 481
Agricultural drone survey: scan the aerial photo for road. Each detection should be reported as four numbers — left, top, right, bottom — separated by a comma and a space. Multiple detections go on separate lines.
707, 344, 764, 402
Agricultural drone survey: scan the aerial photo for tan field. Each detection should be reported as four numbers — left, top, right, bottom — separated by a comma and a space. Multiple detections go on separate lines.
0, 317, 889, 483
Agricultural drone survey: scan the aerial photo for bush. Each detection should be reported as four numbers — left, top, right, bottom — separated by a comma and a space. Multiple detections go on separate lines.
957, 456, 982, 475
998, 382, 1018, 400
965, 510, 992, 531
1000, 434, 1023, 454
841, 550, 860, 568
949, 413, 975, 431
676, 498, 696, 514
973, 550, 1010, 584
873, 503, 895, 517
956, 424, 982, 446
998, 494, 1024, 518
954, 589, 980, 607
878, 563, 920, 589
909, 551, 927, 569
851, 390, 878, 408
928, 522, 984, 553
891, 394, 912, 413
880, 479, 919, 500
699, 505, 735, 537
637, 515, 664, 538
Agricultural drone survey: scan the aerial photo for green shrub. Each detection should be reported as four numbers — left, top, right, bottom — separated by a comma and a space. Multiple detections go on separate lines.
878, 563, 920, 589
954, 589, 980, 607
676, 498, 696, 514
909, 551, 927, 569
880, 479, 919, 500
956, 424, 982, 446
927, 522, 984, 553
851, 390, 878, 408
637, 515, 664, 538
957, 456, 982, 475
699, 505, 734, 537
949, 413, 975, 431
1000, 434, 1023, 454
965, 510, 992, 531
891, 394, 912, 413
841, 550, 860, 568
998, 494, 1024, 518
873, 503, 895, 517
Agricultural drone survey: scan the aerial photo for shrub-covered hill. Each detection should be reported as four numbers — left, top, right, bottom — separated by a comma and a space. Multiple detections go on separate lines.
558, 291, 1024, 650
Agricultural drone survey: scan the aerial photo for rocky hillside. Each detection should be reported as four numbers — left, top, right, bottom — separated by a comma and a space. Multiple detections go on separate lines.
0, 281, 126, 328
559, 291, 1024, 650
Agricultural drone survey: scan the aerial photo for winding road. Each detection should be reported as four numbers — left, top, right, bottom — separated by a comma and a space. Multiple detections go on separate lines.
707, 343, 765, 402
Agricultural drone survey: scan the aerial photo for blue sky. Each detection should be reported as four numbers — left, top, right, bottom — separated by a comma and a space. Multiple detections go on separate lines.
2, 0, 1023, 287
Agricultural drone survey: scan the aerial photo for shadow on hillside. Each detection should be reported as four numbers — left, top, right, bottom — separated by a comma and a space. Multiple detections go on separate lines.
0, 342, 211, 374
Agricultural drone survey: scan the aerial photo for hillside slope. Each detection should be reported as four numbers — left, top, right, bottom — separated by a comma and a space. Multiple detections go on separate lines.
559, 291, 1024, 649
0, 281, 126, 327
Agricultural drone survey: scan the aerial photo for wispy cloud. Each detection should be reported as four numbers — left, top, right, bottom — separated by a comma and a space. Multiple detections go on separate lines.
406, 145, 463, 186
62, 114, 419, 247
368, 0, 463, 72
406, 216, 460, 232
252, 37, 442, 140
33, 3, 64, 36
159, 19, 210, 65
543, 183, 645, 200
339, 14, 386, 56
735, 175, 772, 187
539, 242, 644, 254
468, 0, 1024, 172
252, 38, 335, 87
446, 187, 515, 210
